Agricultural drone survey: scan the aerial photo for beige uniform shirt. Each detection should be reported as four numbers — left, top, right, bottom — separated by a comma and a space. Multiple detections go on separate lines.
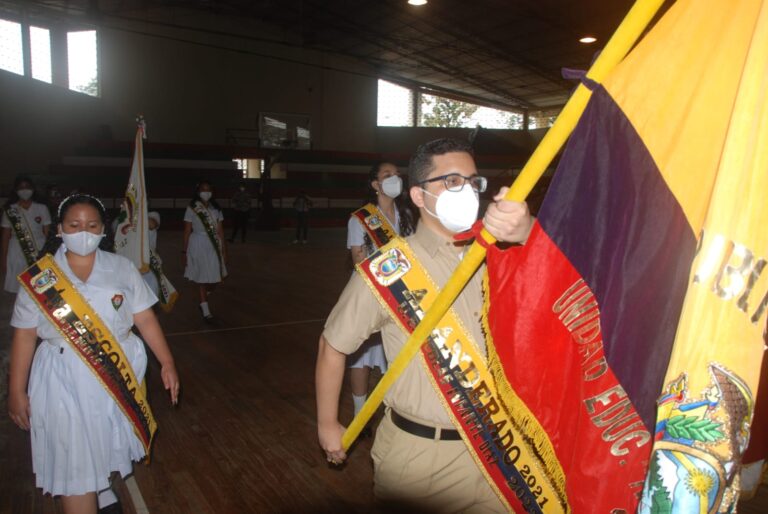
324, 222, 486, 428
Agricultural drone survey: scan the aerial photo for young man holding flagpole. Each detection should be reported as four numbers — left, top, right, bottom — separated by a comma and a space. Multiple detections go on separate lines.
316, 138, 532, 512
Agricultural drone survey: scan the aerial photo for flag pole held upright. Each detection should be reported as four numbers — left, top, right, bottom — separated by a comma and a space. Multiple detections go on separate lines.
341, 0, 668, 451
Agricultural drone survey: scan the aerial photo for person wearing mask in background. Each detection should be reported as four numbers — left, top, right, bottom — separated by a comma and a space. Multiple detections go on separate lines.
293, 191, 312, 244
7, 194, 180, 514
183, 181, 227, 322
229, 184, 251, 244
1, 175, 51, 293
45, 184, 63, 222
345, 162, 416, 431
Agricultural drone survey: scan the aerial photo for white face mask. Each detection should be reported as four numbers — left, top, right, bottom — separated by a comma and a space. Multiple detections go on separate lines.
17, 189, 33, 201
61, 230, 105, 256
199, 191, 212, 201
422, 185, 479, 233
380, 176, 402, 198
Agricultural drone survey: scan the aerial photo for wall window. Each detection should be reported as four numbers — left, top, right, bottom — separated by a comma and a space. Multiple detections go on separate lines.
377, 79, 414, 127
418, 94, 524, 129
0, 17, 100, 96
233, 158, 248, 179
377, 78, 531, 130
0, 19, 23, 75
30, 26, 52, 83
67, 30, 99, 96
233, 158, 265, 179
528, 110, 558, 129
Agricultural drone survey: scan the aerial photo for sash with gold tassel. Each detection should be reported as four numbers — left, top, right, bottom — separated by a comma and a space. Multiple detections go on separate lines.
5, 205, 39, 265
351, 203, 397, 248
357, 239, 565, 514
149, 249, 178, 312
18, 255, 157, 453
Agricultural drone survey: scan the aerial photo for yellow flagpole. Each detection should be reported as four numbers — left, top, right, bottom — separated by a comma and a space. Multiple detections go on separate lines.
342, 0, 668, 451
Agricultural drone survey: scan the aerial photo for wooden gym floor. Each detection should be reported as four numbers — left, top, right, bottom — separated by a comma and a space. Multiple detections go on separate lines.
0, 227, 766, 513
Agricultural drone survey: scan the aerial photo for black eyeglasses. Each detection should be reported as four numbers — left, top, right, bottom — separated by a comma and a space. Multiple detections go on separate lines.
419, 173, 488, 193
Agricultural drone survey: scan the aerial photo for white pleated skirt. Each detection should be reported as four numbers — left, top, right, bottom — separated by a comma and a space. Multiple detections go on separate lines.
348, 335, 388, 372
28, 334, 148, 496
184, 232, 227, 283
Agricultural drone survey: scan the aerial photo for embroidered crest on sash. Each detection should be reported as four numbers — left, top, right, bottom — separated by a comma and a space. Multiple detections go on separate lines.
366, 214, 383, 230
32, 268, 58, 293
371, 247, 411, 286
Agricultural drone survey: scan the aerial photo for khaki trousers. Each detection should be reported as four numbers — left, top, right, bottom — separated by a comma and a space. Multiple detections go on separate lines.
371, 410, 507, 514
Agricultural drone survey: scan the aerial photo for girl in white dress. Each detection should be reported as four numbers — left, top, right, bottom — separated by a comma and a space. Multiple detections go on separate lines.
183, 181, 227, 321
1, 175, 51, 293
7, 194, 180, 514
346, 162, 416, 422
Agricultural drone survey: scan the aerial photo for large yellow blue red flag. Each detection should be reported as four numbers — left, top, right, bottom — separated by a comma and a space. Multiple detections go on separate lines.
482, 0, 768, 512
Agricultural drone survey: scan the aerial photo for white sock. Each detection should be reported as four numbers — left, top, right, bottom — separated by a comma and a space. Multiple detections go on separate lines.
200, 302, 211, 317
352, 394, 367, 416
98, 487, 118, 508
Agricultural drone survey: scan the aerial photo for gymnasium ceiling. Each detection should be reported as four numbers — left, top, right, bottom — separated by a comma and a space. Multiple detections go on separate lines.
8, 0, 672, 112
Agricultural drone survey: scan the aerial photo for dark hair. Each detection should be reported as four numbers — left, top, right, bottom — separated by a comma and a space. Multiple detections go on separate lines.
38, 194, 114, 257
360, 162, 417, 255
364, 161, 390, 204
408, 138, 475, 186
189, 180, 222, 210
4, 175, 37, 208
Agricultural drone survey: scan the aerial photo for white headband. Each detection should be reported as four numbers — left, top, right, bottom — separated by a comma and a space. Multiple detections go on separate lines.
57, 194, 107, 219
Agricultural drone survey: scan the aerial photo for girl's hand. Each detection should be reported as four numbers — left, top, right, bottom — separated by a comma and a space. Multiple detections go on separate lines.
161, 362, 181, 405
8, 390, 31, 430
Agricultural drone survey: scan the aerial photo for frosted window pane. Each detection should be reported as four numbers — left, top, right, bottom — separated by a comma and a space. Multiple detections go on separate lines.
30, 26, 52, 83
68, 30, 99, 96
0, 19, 23, 75
377, 80, 414, 127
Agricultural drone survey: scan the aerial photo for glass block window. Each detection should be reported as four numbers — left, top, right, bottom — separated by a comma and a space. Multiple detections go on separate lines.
377, 79, 414, 127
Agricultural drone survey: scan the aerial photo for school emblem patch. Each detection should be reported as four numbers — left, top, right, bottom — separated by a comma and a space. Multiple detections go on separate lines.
365, 214, 383, 230
111, 294, 124, 311
34, 216, 42, 224
370, 247, 411, 286
31, 268, 57, 294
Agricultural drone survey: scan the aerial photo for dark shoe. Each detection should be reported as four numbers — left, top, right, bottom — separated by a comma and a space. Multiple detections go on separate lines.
99, 501, 123, 514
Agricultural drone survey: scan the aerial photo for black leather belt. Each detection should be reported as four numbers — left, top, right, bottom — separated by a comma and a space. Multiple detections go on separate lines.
391, 410, 462, 441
